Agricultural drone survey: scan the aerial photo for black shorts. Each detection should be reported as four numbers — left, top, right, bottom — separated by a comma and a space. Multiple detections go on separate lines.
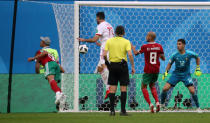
108, 62, 130, 86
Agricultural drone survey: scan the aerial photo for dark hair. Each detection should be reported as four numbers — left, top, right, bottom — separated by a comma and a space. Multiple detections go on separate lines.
177, 39, 186, 44
96, 12, 105, 20
115, 25, 125, 36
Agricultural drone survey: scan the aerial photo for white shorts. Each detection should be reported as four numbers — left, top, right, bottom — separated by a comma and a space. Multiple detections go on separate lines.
94, 45, 109, 73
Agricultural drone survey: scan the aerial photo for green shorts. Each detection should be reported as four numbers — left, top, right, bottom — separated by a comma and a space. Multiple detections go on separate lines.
45, 61, 61, 82
142, 73, 159, 85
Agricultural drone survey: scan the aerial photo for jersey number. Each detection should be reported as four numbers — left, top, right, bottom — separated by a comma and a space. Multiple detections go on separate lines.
180, 61, 185, 67
107, 27, 114, 37
150, 52, 157, 64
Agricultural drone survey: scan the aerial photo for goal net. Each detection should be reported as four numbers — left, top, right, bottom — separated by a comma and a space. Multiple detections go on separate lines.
51, 1, 210, 112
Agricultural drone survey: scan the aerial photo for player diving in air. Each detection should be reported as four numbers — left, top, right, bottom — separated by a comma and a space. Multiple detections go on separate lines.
161, 39, 202, 113
78, 12, 114, 99
28, 37, 65, 109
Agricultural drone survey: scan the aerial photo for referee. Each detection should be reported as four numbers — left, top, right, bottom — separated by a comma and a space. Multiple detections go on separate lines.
103, 25, 135, 116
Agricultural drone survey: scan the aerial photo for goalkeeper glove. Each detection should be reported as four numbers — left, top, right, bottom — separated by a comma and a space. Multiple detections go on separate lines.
195, 65, 202, 76
162, 71, 168, 80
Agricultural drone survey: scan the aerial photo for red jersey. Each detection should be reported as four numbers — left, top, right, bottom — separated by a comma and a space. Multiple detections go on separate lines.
139, 42, 164, 73
36, 50, 55, 66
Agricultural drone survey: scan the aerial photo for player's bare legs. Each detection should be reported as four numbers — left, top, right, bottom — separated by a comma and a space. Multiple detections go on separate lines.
188, 86, 195, 94
47, 75, 62, 104
162, 82, 172, 92
141, 83, 154, 113
160, 82, 172, 108
149, 83, 160, 112
98, 55, 110, 99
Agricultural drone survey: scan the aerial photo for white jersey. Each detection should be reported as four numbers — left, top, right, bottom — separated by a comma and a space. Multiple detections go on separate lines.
96, 21, 114, 48
95, 21, 113, 70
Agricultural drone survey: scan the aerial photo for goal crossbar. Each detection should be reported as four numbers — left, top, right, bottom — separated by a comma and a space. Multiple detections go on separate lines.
75, 1, 210, 6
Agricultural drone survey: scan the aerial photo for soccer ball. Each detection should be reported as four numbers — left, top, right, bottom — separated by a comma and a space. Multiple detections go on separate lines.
79, 45, 88, 54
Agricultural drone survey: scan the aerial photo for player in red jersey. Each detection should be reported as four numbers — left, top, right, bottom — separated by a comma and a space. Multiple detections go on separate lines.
132, 32, 165, 113
28, 40, 64, 107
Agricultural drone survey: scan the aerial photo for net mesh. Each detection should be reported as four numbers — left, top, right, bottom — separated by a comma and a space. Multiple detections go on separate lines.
53, 3, 210, 112
52, 3, 75, 110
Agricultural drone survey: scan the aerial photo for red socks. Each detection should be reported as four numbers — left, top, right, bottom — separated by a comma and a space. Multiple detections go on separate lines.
50, 80, 61, 93
150, 87, 159, 103
142, 88, 151, 105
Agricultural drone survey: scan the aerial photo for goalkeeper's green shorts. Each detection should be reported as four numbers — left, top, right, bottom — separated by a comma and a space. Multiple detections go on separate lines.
44, 61, 61, 82
142, 73, 159, 85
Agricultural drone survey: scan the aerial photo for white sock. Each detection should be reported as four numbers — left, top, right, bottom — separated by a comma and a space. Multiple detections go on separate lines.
106, 85, 110, 91
100, 68, 109, 91
56, 91, 61, 96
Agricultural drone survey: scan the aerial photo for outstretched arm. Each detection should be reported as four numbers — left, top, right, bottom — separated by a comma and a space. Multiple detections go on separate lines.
165, 63, 172, 73
77, 35, 100, 43
28, 51, 48, 62
195, 57, 202, 76
34, 51, 48, 59
127, 50, 135, 75
131, 44, 140, 56
162, 63, 172, 80
196, 57, 200, 66
96, 42, 101, 47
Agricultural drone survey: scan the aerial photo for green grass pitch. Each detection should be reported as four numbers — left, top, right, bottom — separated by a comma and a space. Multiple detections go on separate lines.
0, 112, 210, 123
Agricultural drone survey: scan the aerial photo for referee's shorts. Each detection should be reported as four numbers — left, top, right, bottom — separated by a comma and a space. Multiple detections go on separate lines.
108, 61, 130, 86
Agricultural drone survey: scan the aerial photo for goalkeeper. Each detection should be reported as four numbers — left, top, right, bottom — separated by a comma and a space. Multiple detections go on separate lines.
161, 39, 202, 113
